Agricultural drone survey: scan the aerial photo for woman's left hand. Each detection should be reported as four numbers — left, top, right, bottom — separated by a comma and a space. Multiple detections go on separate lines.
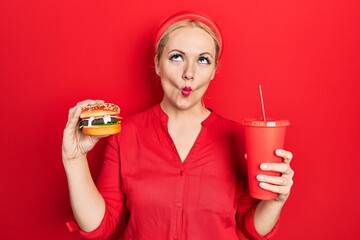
257, 149, 294, 202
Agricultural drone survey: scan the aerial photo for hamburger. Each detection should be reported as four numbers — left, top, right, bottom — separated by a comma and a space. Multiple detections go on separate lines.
80, 103, 121, 136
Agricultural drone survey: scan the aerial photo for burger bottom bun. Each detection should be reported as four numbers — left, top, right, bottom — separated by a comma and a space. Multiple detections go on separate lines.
82, 124, 121, 136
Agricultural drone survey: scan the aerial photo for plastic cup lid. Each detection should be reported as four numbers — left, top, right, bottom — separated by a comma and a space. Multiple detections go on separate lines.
241, 119, 290, 127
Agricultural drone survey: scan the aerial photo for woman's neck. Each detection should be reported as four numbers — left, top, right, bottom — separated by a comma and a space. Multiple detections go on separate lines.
160, 101, 210, 123
160, 100, 211, 162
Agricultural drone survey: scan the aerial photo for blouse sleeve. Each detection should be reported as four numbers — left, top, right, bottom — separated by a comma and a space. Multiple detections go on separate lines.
66, 134, 126, 240
236, 189, 280, 240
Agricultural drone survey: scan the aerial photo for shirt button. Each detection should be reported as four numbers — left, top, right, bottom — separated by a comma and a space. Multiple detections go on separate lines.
179, 170, 184, 176
173, 237, 178, 240
176, 202, 182, 208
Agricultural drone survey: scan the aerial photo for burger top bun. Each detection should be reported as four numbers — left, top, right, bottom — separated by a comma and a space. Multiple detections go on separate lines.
80, 103, 120, 118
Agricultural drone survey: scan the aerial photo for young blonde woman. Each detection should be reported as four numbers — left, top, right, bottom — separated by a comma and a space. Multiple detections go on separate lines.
62, 11, 294, 240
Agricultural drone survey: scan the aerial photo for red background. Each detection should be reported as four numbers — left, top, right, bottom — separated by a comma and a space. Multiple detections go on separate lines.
1, 0, 360, 239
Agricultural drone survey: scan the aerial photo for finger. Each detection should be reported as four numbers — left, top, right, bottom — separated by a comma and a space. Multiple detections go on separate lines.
89, 136, 97, 143
260, 162, 292, 174
88, 135, 105, 143
66, 99, 105, 129
257, 174, 293, 186
65, 106, 82, 129
275, 149, 293, 162
90, 135, 110, 141
259, 182, 291, 196
79, 135, 109, 154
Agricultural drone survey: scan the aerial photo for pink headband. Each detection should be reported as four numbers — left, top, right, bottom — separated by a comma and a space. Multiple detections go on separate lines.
154, 10, 223, 59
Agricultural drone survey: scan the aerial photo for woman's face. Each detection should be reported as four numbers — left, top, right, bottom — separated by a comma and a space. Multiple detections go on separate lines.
156, 26, 217, 111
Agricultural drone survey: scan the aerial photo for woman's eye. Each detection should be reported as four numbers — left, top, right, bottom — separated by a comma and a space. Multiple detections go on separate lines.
198, 56, 211, 64
169, 54, 183, 62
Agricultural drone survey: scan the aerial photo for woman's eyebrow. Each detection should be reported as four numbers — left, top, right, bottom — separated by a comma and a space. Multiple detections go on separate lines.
167, 49, 185, 55
199, 52, 214, 58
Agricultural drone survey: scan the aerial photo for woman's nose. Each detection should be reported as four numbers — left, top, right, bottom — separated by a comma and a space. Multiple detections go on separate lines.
182, 62, 195, 80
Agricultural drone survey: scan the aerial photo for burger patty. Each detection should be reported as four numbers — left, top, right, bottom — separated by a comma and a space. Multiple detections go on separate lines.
82, 117, 119, 126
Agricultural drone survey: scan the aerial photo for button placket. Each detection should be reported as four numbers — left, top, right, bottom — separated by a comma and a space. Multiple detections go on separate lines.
171, 167, 186, 240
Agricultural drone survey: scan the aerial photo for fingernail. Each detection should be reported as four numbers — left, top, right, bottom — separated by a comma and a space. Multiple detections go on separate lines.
257, 175, 265, 180
259, 182, 266, 188
260, 163, 268, 170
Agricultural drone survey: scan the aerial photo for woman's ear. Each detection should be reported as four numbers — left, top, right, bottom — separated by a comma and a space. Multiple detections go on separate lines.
210, 67, 216, 80
154, 55, 160, 76
210, 60, 219, 80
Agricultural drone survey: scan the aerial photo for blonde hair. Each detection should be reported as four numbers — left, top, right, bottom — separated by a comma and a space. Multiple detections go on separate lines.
155, 20, 221, 65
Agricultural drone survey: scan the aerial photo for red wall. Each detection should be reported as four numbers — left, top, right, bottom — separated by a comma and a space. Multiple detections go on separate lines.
1, 0, 360, 239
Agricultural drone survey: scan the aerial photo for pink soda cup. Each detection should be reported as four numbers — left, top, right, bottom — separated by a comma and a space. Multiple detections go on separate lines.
241, 119, 290, 200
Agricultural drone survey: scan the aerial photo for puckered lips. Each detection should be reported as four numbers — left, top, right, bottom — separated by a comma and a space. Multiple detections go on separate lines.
181, 86, 192, 97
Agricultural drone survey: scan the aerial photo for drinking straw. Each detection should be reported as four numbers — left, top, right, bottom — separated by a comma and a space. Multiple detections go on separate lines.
259, 85, 267, 122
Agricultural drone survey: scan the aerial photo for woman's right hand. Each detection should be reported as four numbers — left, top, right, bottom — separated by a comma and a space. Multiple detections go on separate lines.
62, 99, 107, 162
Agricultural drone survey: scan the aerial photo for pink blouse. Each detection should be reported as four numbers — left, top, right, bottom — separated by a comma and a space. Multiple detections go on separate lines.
67, 104, 279, 240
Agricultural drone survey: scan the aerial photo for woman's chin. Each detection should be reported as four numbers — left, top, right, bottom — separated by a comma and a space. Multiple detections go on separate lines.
162, 92, 202, 111
175, 97, 203, 111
